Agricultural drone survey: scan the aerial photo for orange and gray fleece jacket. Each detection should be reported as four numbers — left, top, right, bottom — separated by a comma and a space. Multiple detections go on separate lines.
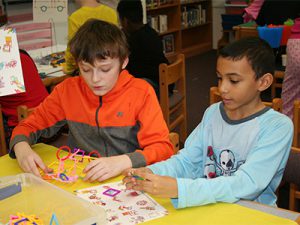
9, 70, 174, 167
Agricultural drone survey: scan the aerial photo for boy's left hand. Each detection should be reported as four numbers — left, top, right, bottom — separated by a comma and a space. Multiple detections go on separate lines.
125, 170, 178, 198
83, 155, 132, 182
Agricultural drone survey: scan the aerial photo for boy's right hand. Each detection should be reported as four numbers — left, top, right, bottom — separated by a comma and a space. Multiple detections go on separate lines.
122, 167, 153, 189
14, 142, 52, 177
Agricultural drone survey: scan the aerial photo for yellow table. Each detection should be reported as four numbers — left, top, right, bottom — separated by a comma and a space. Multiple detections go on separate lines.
1, 143, 299, 225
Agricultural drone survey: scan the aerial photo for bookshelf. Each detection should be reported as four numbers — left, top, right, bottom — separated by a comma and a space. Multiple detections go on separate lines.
146, 0, 212, 59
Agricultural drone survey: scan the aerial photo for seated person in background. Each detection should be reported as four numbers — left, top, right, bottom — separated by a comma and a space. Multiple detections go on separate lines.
0, 49, 48, 146
117, 0, 169, 96
63, 0, 118, 75
256, 0, 300, 26
10, 19, 174, 182
123, 37, 293, 208
282, 18, 300, 119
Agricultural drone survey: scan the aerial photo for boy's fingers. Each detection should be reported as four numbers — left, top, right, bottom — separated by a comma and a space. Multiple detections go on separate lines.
96, 172, 110, 182
30, 162, 42, 177
84, 159, 100, 173
122, 168, 134, 176
124, 181, 135, 190
122, 176, 132, 184
84, 165, 105, 181
88, 168, 107, 182
45, 166, 53, 173
25, 157, 43, 177
134, 170, 155, 181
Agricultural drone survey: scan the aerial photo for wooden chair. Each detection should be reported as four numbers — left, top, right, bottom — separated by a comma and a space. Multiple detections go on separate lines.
169, 132, 179, 154
17, 105, 35, 122
209, 86, 283, 112
210, 86, 222, 105
293, 100, 300, 148
283, 146, 300, 211
159, 54, 187, 143
7, 13, 53, 51
271, 70, 285, 99
0, 105, 7, 156
233, 25, 258, 41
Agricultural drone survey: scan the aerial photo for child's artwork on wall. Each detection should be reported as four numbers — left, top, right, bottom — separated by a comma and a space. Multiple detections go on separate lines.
76, 181, 168, 225
33, 0, 68, 23
0, 28, 25, 97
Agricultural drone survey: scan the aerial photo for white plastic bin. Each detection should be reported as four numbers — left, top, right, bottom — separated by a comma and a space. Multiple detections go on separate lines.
0, 173, 106, 225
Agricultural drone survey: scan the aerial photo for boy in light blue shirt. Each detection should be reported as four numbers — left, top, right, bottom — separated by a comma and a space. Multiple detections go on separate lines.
123, 37, 293, 208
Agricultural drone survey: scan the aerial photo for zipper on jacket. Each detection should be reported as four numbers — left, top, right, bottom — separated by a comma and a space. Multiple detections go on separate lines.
95, 96, 108, 157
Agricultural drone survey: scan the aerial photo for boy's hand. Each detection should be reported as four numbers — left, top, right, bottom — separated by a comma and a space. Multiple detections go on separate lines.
122, 167, 153, 189
123, 168, 178, 198
83, 154, 132, 182
14, 142, 52, 177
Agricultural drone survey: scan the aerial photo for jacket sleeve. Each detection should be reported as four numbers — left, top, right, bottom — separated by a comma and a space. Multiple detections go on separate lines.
149, 109, 293, 209
9, 85, 67, 157
129, 85, 174, 167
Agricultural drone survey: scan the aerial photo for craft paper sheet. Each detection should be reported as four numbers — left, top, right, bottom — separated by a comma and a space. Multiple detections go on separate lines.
0, 28, 25, 97
33, 0, 68, 23
75, 182, 168, 225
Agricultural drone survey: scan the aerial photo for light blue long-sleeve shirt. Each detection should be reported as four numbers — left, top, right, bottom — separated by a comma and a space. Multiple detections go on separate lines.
149, 103, 293, 209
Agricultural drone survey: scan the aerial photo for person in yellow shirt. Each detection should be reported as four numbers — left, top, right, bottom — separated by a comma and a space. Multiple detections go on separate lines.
63, 0, 118, 75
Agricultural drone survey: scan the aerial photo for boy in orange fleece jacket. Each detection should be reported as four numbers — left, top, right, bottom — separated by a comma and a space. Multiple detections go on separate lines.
10, 19, 174, 182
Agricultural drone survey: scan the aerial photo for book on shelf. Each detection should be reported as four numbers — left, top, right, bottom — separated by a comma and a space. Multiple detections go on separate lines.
180, 0, 207, 3
147, 14, 168, 33
181, 4, 206, 28
159, 14, 168, 33
162, 34, 174, 54
146, 0, 174, 9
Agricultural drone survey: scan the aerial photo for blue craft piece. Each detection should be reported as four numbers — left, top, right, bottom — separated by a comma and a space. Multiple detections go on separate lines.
257, 26, 283, 48
49, 213, 60, 225
0, 182, 21, 200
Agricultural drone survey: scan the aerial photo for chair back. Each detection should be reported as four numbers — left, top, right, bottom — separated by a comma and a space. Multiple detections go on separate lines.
271, 70, 284, 99
210, 86, 222, 105
293, 100, 300, 148
0, 105, 7, 156
159, 54, 187, 143
7, 13, 53, 51
17, 105, 35, 122
209, 86, 282, 112
169, 132, 179, 154
283, 146, 300, 211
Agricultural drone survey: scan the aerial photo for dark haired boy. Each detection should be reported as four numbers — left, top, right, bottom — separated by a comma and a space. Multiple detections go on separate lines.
10, 19, 174, 182
124, 37, 293, 208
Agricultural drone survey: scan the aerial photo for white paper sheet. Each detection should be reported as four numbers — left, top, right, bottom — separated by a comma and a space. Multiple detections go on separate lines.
76, 181, 168, 225
0, 28, 25, 97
